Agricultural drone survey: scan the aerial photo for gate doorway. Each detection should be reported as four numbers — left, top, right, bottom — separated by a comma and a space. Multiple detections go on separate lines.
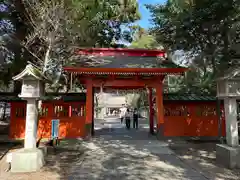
93, 88, 152, 136
63, 48, 187, 138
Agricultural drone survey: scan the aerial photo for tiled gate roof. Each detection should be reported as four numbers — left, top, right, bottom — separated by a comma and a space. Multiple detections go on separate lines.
163, 94, 217, 101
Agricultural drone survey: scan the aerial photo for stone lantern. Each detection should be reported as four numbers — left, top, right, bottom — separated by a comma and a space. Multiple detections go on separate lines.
10, 64, 49, 172
216, 68, 240, 168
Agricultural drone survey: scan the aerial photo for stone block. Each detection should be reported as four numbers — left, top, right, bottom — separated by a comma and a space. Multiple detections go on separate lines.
38, 146, 48, 156
216, 144, 240, 169
11, 148, 45, 173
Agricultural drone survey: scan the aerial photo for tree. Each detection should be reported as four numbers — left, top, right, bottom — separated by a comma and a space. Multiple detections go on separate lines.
129, 27, 161, 49
1, 0, 141, 146
147, 0, 240, 94
1, 0, 32, 92
1, 0, 141, 92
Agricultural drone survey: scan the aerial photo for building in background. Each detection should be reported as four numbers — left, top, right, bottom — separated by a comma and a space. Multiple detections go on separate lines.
95, 93, 126, 118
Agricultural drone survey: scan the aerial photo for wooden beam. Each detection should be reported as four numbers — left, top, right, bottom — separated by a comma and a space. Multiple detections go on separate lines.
64, 67, 187, 74
89, 77, 164, 88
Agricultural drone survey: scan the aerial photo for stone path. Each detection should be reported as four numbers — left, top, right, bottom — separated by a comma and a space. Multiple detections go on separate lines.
0, 117, 239, 180
68, 117, 209, 180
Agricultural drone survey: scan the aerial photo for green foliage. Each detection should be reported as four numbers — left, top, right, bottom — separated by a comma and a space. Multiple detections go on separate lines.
129, 27, 161, 49
67, 0, 140, 47
1, 0, 31, 92
1, 0, 140, 92
130, 34, 158, 49
147, 0, 240, 94
125, 91, 148, 109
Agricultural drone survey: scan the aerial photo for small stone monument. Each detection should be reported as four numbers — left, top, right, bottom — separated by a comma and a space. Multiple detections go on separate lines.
10, 64, 48, 172
216, 67, 240, 168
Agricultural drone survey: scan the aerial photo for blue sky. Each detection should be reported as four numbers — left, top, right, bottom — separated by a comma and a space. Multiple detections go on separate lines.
137, 0, 166, 29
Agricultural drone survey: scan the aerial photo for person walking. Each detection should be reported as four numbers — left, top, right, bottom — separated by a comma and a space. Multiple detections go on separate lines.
119, 104, 127, 124
133, 108, 139, 129
125, 108, 131, 129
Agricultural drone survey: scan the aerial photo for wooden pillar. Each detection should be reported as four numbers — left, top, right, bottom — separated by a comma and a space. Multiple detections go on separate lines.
155, 83, 164, 137
91, 87, 95, 136
148, 87, 154, 134
86, 79, 93, 137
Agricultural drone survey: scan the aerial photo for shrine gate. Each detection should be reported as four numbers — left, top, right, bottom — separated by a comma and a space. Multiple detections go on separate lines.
8, 48, 227, 140
63, 48, 186, 136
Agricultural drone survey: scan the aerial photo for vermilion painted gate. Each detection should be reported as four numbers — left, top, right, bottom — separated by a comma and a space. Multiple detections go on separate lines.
10, 101, 86, 139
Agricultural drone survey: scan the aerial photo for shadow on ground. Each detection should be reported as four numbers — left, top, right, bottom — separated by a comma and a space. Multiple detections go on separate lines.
168, 140, 240, 180
0, 139, 85, 180
0, 126, 239, 179
44, 129, 240, 180
42, 139, 86, 180
67, 127, 240, 180
68, 128, 207, 180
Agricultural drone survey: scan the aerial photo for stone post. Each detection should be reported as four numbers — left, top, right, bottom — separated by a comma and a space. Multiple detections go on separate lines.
224, 98, 239, 147
24, 98, 38, 149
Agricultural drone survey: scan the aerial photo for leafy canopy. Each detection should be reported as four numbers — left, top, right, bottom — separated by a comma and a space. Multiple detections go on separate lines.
147, 0, 240, 94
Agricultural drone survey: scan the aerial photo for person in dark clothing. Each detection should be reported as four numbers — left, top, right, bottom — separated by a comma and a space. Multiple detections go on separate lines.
133, 108, 139, 129
125, 108, 131, 129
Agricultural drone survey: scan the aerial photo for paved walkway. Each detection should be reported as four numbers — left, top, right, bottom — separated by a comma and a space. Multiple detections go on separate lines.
68, 117, 208, 180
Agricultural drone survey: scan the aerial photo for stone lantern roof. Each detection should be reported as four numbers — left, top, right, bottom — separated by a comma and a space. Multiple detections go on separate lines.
217, 67, 240, 81
12, 64, 49, 82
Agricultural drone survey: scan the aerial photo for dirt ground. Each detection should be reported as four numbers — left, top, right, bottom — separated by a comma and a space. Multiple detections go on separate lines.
0, 139, 240, 180
0, 142, 15, 161
0, 140, 85, 180
168, 140, 240, 180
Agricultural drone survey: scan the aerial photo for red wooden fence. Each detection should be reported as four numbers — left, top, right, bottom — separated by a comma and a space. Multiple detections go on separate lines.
163, 101, 226, 137
9, 100, 226, 139
10, 101, 86, 139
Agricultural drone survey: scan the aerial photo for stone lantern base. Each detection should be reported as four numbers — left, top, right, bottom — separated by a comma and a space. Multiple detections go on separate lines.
11, 148, 46, 173
216, 144, 240, 169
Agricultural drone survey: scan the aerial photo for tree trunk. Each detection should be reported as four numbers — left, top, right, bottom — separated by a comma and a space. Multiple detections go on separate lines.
13, 81, 22, 93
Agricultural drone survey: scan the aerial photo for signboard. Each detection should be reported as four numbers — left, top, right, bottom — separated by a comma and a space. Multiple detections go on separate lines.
51, 119, 59, 139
